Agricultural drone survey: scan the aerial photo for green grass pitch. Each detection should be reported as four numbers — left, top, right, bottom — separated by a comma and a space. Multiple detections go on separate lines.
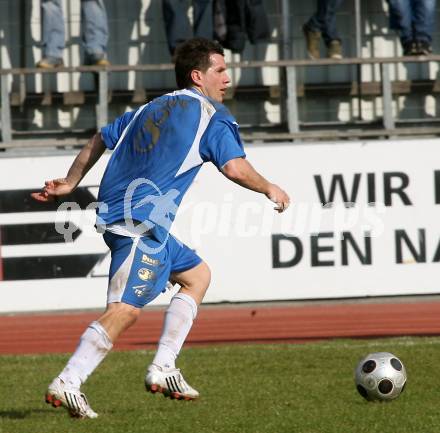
1, 337, 439, 433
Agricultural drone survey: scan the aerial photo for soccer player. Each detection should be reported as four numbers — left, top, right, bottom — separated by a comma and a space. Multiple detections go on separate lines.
32, 37, 290, 419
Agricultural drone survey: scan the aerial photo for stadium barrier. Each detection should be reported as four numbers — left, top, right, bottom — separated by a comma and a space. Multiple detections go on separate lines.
0, 137, 438, 312
2, 55, 440, 148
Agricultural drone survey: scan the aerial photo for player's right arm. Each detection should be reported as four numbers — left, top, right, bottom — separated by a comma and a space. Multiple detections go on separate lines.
31, 133, 106, 202
222, 158, 290, 213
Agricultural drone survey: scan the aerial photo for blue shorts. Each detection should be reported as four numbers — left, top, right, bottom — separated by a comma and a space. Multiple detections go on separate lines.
103, 231, 202, 308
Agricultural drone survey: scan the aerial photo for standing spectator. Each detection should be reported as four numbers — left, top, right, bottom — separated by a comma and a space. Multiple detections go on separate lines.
36, 0, 110, 68
213, 0, 271, 54
162, 0, 214, 55
386, 0, 436, 55
302, 0, 344, 60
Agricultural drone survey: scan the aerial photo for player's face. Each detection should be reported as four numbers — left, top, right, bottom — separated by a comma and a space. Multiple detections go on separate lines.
198, 54, 230, 102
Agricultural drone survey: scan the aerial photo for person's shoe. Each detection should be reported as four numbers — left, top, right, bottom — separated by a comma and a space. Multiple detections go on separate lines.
91, 58, 110, 66
145, 364, 199, 400
45, 377, 98, 419
327, 40, 343, 59
85, 54, 110, 66
403, 41, 417, 56
303, 25, 321, 59
415, 40, 432, 56
36, 57, 64, 69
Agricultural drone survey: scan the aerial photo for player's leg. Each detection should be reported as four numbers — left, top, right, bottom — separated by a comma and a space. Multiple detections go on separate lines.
146, 237, 210, 400
56, 302, 139, 387
151, 261, 210, 370
46, 302, 140, 418
46, 232, 145, 418
98, 301, 140, 341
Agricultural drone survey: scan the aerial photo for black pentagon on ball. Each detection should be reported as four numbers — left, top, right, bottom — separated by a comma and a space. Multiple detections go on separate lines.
390, 358, 403, 371
378, 379, 393, 394
357, 384, 369, 399
362, 360, 376, 373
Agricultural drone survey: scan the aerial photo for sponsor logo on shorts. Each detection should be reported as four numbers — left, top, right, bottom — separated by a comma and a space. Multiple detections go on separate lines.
141, 254, 160, 266
138, 268, 156, 281
133, 284, 147, 297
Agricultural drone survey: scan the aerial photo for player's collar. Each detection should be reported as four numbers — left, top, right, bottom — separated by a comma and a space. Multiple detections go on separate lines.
189, 86, 206, 98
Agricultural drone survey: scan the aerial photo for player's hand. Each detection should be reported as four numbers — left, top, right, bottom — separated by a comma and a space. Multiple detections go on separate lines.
30, 178, 75, 203
266, 184, 290, 213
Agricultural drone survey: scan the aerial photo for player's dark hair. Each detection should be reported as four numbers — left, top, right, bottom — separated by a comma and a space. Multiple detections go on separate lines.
174, 37, 224, 89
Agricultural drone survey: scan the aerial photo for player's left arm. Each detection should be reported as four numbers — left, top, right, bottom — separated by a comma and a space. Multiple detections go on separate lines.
222, 157, 290, 213
202, 115, 290, 213
31, 133, 107, 202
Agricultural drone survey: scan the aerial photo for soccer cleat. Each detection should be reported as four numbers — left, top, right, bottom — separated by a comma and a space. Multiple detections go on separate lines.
145, 364, 199, 400
45, 377, 98, 419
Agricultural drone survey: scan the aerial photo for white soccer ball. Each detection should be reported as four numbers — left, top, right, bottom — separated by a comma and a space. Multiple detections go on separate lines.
354, 352, 407, 401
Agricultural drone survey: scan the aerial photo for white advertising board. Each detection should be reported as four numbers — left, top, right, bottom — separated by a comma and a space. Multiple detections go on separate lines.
0, 138, 439, 312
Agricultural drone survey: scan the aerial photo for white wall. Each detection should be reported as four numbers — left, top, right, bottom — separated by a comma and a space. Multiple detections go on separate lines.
0, 137, 439, 312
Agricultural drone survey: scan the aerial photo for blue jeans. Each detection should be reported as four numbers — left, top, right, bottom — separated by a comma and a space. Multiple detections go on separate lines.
41, 0, 109, 59
387, 0, 436, 45
304, 0, 344, 46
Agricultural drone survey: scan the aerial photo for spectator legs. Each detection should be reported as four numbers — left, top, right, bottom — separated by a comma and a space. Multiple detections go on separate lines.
387, 0, 435, 54
304, 0, 344, 46
193, 0, 214, 40
40, 0, 65, 59
162, 0, 192, 55
388, 0, 415, 47
412, 0, 436, 45
81, 0, 109, 63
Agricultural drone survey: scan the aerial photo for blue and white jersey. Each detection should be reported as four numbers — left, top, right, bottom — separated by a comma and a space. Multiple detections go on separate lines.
98, 88, 246, 242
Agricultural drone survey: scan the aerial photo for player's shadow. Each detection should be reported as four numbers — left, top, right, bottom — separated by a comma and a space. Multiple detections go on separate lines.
0, 408, 49, 419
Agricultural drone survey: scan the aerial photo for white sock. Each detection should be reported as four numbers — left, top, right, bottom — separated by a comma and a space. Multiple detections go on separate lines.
152, 293, 198, 370
58, 321, 113, 389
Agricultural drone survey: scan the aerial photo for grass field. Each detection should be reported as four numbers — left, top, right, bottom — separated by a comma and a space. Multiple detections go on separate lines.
1, 337, 439, 433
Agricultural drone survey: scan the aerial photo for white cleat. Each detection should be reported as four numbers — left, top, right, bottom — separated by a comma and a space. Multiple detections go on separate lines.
45, 377, 98, 419
145, 364, 199, 400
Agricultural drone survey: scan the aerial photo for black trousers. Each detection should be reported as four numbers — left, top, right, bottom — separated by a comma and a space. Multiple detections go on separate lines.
162, 0, 214, 55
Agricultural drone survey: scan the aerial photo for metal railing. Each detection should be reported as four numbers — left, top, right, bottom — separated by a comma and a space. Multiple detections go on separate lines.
1, 54, 440, 148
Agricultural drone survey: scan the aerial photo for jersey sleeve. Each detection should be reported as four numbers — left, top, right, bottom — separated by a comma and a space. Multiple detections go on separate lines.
200, 116, 246, 170
100, 110, 137, 150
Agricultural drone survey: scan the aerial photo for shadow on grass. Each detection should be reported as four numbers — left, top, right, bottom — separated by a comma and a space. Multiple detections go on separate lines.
0, 408, 50, 419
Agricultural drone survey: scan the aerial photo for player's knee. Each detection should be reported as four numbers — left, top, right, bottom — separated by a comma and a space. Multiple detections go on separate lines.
200, 262, 211, 288
187, 261, 210, 290
106, 302, 140, 326
122, 304, 141, 326
171, 261, 211, 294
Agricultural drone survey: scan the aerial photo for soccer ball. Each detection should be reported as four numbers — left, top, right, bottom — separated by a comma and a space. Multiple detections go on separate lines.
354, 352, 407, 401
